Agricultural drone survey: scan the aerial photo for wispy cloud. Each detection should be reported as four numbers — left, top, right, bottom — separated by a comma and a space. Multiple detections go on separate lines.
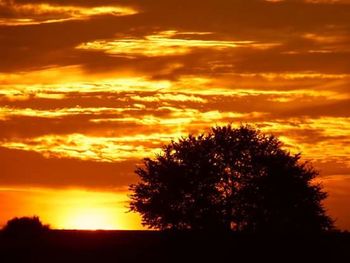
76, 30, 277, 57
0, 0, 137, 25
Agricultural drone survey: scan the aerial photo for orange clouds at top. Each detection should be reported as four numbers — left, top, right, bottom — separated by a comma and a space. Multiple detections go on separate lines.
0, 0, 137, 25
0, 0, 350, 230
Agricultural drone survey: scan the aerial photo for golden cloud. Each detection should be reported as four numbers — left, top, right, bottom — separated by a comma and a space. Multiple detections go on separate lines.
76, 30, 278, 57
0, 1, 137, 25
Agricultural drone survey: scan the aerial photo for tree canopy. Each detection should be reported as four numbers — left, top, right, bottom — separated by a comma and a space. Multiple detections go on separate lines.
2, 216, 49, 236
129, 125, 333, 233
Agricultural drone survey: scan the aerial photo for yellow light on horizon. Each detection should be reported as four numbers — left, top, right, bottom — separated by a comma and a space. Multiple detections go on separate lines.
56, 206, 121, 230
0, 187, 144, 231
50, 190, 143, 230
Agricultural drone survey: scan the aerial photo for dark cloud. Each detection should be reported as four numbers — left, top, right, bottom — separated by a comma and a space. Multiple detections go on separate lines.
276, 99, 350, 118
9, 0, 137, 8
0, 146, 138, 188
0, 115, 144, 138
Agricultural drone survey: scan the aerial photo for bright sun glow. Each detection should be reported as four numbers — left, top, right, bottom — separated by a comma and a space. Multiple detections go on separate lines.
0, 187, 143, 230
60, 207, 119, 230
51, 190, 142, 230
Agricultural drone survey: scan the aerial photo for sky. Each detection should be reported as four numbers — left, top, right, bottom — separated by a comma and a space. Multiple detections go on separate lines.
0, 0, 349, 230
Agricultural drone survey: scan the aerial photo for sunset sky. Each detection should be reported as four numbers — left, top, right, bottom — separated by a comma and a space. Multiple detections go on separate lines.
0, 0, 349, 230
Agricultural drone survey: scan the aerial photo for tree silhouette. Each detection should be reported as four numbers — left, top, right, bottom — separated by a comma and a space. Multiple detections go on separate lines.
130, 125, 333, 233
2, 216, 49, 236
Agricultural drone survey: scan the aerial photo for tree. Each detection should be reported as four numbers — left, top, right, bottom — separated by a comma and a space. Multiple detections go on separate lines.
2, 216, 49, 236
129, 125, 333, 233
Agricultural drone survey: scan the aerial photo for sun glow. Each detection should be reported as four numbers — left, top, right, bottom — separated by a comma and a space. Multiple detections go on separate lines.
52, 190, 143, 230
0, 187, 143, 230
57, 206, 120, 230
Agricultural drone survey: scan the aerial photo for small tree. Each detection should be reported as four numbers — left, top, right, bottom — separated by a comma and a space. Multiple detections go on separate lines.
2, 216, 49, 236
129, 125, 333, 233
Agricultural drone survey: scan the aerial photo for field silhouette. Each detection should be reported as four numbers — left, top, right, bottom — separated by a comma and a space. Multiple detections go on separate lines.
1, 229, 350, 262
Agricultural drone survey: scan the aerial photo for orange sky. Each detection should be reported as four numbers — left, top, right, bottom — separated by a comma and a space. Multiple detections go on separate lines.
0, 0, 349, 230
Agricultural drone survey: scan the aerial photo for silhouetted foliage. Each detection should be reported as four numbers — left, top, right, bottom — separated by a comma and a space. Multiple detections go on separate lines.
130, 125, 333, 234
2, 216, 49, 236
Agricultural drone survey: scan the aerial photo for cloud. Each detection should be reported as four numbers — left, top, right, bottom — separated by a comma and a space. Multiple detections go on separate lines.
1, 0, 350, 76
0, 146, 138, 188
0, 0, 137, 25
1, 134, 163, 162
76, 30, 277, 57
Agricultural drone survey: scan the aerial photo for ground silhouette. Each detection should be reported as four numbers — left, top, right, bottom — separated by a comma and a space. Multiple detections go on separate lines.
0, 229, 349, 262
130, 125, 333, 234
